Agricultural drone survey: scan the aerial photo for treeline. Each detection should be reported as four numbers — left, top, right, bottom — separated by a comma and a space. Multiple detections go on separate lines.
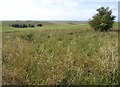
10, 24, 43, 28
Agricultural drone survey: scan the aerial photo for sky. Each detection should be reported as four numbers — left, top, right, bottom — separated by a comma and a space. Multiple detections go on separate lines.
0, 0, 119, 21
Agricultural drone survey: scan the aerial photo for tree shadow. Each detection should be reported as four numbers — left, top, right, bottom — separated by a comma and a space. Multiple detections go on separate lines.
109, 30, 120, 32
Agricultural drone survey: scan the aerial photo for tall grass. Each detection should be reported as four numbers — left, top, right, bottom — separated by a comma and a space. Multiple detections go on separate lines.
2, 28, 118, 85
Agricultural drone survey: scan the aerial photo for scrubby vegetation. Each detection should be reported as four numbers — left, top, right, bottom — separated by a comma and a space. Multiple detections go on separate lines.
37, 24, 43, 27
10, 23, 43, 28
10, 24, 35, 28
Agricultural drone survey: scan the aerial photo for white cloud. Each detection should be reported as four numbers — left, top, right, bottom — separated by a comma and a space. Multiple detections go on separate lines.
0, 0, 118, 20
0, 0, 84, 20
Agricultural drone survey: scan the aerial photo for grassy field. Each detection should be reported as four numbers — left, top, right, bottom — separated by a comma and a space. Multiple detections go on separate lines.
1, 21, 90, 32
2, 21, 119, 85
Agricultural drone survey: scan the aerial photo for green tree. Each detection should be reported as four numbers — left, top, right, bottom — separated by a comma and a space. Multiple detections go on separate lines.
89, 7, 116, 31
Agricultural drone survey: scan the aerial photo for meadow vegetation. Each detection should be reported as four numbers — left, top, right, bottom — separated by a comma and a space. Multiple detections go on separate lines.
2, 21, 119, 85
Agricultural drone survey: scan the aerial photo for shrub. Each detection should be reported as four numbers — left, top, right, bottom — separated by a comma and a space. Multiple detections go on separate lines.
28, 24, 31, 27
89, 7, 116, 32
12, 24, 19, 28
28, 24, 35, 28
30, 25, 35, 28
37, 24, 43, 27
23, 24, 28, 28
11, 24, 33, 28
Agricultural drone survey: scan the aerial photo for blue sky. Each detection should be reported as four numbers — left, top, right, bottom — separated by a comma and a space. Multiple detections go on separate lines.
0, 0, 119, 21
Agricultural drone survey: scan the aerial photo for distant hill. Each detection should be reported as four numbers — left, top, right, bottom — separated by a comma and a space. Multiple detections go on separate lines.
2, 21, 89, 27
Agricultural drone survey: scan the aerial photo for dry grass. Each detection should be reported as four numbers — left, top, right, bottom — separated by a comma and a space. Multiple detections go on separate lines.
2, 28, 118, 85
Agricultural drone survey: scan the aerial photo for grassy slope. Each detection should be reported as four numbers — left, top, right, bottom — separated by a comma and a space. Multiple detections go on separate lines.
2, 21, 119, 85
2, 21, 90, 32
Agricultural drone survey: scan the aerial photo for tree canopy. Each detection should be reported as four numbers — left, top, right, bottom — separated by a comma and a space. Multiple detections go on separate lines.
89, 7, 116, 31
